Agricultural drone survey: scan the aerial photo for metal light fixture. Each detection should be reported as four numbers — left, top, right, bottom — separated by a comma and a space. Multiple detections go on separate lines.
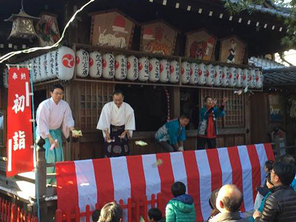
5, 0, 39, 40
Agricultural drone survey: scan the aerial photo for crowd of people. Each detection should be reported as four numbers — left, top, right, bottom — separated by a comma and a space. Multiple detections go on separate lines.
90, 154, 296, 222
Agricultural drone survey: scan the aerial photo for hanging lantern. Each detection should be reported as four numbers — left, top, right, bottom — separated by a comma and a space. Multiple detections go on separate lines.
5, 4, 39, 40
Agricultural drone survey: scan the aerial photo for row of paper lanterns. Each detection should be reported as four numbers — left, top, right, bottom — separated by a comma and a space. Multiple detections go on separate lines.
3, 47, 263, 89
76, 49, 263, 88
3, 46, 75, 87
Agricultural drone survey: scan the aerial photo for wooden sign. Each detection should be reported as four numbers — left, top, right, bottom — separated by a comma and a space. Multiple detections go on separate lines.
36, 13, 60, 46
140, 20, 178, 55
90, 10, 136, 49
220, 36, 246, 64
185, 29, 217, 61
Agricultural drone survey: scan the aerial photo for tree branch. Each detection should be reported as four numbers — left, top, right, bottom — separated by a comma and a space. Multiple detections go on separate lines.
279, 52, 294, 66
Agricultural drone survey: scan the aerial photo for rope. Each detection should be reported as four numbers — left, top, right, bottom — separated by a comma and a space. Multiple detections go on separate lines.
164, 87, 170, 121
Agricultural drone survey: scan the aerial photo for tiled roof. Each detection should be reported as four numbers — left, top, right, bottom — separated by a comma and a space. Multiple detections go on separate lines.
263, 67, 296, 86
249, 57, 285, 70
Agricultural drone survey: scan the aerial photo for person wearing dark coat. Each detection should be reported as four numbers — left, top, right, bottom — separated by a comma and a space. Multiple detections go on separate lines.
253, 162, 296, 222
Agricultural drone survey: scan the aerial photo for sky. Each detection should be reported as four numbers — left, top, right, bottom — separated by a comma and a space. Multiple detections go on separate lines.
275, 50, 296, 66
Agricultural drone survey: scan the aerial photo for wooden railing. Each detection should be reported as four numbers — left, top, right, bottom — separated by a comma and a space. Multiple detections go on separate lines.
55, 194, 164, 222
0, 197, 38, 222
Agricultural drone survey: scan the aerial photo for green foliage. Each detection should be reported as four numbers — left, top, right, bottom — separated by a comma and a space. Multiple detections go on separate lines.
224, 0, 296, 47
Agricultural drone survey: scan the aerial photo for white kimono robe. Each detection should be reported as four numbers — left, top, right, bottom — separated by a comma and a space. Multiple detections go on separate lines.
97, 101, 135, 138
36, 98, 75, 139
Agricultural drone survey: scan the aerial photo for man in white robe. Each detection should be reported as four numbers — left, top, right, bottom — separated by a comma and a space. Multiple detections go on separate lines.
36, 84, 77, 184
97, 90, 135, 157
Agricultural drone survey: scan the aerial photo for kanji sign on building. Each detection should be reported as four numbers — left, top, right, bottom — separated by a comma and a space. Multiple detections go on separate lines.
7, 67, 34, 177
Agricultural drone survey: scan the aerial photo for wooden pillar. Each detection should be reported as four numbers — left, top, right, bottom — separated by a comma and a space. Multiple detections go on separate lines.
170, 87, 180, 119
70, 81, 80, 160
35, 138, 47, 221
245, 95, 251, 144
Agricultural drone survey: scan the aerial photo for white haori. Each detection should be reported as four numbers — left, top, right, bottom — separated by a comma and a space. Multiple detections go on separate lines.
36, 97, 75, 139
97, 101, 135, 138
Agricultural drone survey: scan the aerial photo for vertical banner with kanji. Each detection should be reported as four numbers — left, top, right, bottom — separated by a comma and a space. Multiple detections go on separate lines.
6, 67, 34, 177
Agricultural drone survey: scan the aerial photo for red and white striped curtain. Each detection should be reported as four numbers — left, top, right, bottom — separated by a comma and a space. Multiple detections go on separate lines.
56, 143, 274, 221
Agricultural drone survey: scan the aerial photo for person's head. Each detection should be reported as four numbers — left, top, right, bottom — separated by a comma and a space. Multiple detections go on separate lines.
204, 96, 213, 107
179, 114, 190, 127
99, 202, 122, 222
171, 181, 186, 197
216, 184, 243, 213
113, 90, 124, 108
264, 160, 274, 173
278, 154, 295, 166
209, 188, 220, 210
92, 209, 101, 222
270, 162, 295, 187
50, 84, 64, 104
209, 188, 220, 217
148, 208, 162, 222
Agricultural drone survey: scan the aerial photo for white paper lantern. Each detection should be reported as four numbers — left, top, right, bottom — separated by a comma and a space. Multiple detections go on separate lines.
149, 58, 160, 82
249, 69, 256, 88
190, 63, 198, 85
57, 46, 75, 81
160, 59, 170, 83
76, 49, 89, 78
89, 51, 102, 78
242, 69, 249, 88
197, 63, 206, 85
229, 67, 237, 87
255, 69, 263, 88
181, 61, 190, 84
169, 60, 180, 83
127, 55, 138, 81
48, 50, 57, 78
32, 58, 38, 83
115, 54, 127, 80
138, 57, 149, 82
214, 65, 222, 86
37, 56, 44, 81
39, 54, 48, 81
3, 68, 8, 88
221, 66, 229, 87
102, 53, 115, 79
236, 68, 242, 88
206, 64, 215, 86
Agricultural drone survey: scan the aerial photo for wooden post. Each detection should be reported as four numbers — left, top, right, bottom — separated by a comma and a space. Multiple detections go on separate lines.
245, 95, 251, 144
274, 128, 280, 158
171, 87, 180, 119
36, 138, 47, 221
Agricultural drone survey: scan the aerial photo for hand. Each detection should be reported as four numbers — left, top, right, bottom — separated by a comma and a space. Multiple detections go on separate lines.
71, 129, 79, 138
178, 146, 184, 151
212, 99, 217, 107
119, 131, 127, 139
223, 97, 228, 103
253, 210, 261, 219
105, 132, 111, 142
49, 137, 59, 148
